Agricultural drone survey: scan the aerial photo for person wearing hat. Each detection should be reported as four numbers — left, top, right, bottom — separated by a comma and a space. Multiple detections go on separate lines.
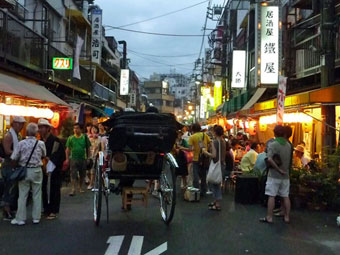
38, 118, 65, 220
293, 145, 309, 169
1, 116, 26, 221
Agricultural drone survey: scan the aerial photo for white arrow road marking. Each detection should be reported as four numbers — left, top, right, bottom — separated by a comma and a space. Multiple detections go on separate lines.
104, 236, 168, 255
128, 236, 144, 255
105, 236, 125, 255
144, 242, 168, 255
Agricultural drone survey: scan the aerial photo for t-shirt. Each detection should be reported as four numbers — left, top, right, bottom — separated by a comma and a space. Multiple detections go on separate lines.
267, 140, 292, 180
188, 132, 211, 162
254, 152, 267, 174
66, 134, 91, 160
240, 149, 258, 172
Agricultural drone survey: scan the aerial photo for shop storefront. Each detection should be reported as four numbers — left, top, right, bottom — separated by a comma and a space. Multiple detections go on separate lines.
0, 72, 68, 138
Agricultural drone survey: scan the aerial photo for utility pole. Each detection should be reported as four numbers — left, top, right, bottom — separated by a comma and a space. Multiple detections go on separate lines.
320, 0, 336, 156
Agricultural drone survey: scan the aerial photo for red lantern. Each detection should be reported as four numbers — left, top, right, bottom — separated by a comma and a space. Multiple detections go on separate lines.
51, 112, 60, 128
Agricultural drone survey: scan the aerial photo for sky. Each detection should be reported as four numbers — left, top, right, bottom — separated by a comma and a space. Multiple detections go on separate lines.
96, 0, 226, 80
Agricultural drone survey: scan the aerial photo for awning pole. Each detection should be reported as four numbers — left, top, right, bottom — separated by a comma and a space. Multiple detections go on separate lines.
302, 111, 340, 132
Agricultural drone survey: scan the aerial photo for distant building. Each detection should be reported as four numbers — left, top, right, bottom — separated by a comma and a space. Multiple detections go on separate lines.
144, 81, 174, 113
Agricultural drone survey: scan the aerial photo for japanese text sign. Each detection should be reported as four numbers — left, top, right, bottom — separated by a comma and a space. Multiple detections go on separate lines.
276, 76, 287, 125
120, 69, 129, 95
232, 50, 246, 88
91, 9, 102, 64
53, 57, 72, 70
261, 6, 279, 85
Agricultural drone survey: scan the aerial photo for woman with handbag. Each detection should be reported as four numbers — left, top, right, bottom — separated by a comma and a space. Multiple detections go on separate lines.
87, 125, 102, 190
10, 123, 46, 225
203, 125, 226, 211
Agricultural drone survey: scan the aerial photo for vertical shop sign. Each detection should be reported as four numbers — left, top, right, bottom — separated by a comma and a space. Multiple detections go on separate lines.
200, 96, 206, 119
214, 81, 222, 110
120, 69, 129, 95
261, 6, 279, 85
232, 50, 246, 88
91, 9, 102, 64
276, 76, 287, 125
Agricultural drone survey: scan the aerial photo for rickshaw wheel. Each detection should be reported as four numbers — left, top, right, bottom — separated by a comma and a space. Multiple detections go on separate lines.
93, 159, 103, 226
159, 157, 176, 225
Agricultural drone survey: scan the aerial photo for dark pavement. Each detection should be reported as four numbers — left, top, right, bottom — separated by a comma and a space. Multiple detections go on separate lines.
1, 180, 340, 255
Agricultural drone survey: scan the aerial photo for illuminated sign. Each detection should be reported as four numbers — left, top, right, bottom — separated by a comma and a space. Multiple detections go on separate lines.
232, 50, 246, 88
0, 103, 54, 119
261, 6, 279, 84
120, 69, 130, 95
214, 81, 222, 110
52, 58, 72, 70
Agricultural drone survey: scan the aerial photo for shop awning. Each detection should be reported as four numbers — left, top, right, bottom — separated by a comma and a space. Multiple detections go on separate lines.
0, 73, 68, 106
66, 9, 91, 29
240, 88, 266, 111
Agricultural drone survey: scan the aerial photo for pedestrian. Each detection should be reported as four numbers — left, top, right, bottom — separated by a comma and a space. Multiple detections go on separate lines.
293, 145, 309, 169
174, 130, 190, 189
98, 122, 106, 138
203, 125, 226, 211
85, 123, 93, 138
10, 123, 46, 225
188, 123, 211, 196
181, 126, 190, 142
87, 125, 101, 190
240, 142, 260, 172
92, 117, 99, 127
1, 116, 26, 221
38, 119, 65, 220
65, 123, 91, 196
225, 141, 234, 178
260, 125, 292, 224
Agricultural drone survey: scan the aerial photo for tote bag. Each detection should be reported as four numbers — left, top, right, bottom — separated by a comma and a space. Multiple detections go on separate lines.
207, 140, 222, 184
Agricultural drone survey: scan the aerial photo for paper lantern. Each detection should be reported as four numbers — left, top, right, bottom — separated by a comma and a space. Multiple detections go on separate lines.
51, 112, 60, 128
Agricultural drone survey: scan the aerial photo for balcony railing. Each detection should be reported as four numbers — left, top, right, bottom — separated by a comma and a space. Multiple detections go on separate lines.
293, 34, 321, 78
93, 82, 117, 104
0, 10, 44, 71
48, 45, 92, 92
101, 58, 119, 80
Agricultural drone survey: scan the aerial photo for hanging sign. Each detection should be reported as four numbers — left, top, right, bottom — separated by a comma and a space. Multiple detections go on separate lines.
261, 6, 279, 85
120, 69, 130, 95
232, 50, 246, 88
91, 9, 102, 64
276, 76, 287, 125
52, 58, 72, 70
214, 81, 222, 110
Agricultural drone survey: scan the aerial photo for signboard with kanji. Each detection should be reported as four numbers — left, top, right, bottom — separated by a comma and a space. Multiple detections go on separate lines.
276, 76, 287, 124
52, 57, 72, 70
232, 50, 246, 88
261, 6, 279, 85
91, 9, 102, 65
120, 69, 129, 95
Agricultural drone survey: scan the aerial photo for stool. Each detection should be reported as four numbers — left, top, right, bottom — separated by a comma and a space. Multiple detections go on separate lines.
122, 187, 148, 210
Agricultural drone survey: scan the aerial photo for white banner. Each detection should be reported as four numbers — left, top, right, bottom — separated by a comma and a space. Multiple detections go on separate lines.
232, 50, 246, 88
120, 69, 129, 95
261, 6, 279, 85
200, 96, 206, 119
73, 35, 84, 80
276, 76, 287, 124
91, 9, 102, 64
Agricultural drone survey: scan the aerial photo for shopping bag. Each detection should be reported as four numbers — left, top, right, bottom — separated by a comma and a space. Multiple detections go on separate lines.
207, 140, 222, 184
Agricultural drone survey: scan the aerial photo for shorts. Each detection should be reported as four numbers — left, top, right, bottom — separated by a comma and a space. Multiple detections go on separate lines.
70, 159, 86, 180
265, 177, 290, 198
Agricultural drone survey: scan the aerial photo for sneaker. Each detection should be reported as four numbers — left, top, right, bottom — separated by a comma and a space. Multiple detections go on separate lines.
206, 191, 213, 195
11, 219, 25, 225
87, 185, 93, 190
32, 220, 40, 224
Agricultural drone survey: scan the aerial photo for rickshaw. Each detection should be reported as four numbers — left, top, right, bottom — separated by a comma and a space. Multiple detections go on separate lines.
93, 112, 181, 226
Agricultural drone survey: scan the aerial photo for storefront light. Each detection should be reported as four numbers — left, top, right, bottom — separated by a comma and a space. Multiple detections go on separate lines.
259, 112, 313, 125
227, 119, 234, 126
0, 103, 54, 119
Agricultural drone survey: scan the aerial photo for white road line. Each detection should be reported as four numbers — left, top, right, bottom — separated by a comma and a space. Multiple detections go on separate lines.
105, 236, 125, 255
127, 236, 144, 255
144, 242, 168, 255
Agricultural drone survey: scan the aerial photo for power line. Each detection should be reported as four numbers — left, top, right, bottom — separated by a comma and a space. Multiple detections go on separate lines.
117, 0, 209, 28
104, 25, 209, 37
125, 49, 199, 58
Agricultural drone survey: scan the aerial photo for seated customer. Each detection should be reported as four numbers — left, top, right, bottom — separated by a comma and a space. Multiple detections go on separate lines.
240, 142, 260, 172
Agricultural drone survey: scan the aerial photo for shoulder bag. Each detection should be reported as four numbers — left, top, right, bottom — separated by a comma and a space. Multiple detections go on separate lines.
10, 140, 39, 181
207, 139, 222, 184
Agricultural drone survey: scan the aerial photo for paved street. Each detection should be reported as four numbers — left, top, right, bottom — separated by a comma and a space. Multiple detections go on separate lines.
1, 180, 340, 255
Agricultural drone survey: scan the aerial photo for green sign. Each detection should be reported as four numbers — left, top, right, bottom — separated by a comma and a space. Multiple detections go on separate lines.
52, 57, 73, 70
